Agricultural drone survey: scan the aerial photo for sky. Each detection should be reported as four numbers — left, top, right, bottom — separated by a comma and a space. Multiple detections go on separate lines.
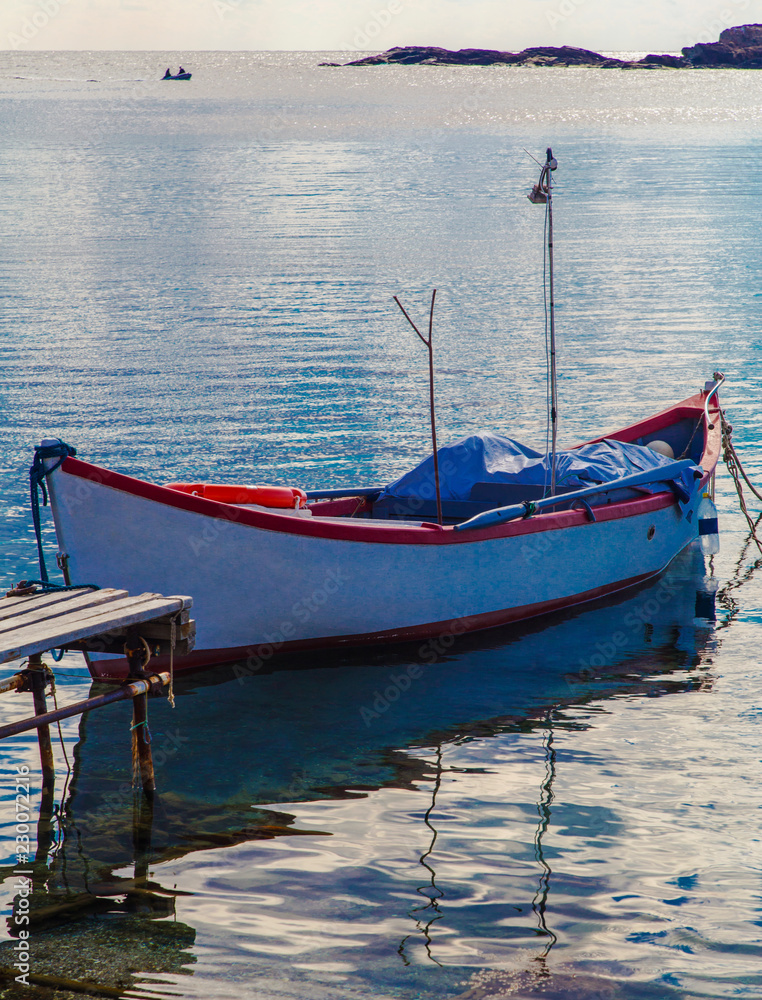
2, 0, 762, 52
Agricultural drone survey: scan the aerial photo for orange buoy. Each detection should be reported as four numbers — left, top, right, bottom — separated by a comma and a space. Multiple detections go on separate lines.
165, 483, 308, 508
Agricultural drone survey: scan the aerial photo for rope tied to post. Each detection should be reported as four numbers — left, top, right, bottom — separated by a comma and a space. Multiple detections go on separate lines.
167, 613, 178, 709
720, 410, 762, 557
29, 440, 77, 585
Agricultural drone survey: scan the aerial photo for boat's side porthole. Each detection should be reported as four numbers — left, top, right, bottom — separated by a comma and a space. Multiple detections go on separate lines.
647, 525, 656, 540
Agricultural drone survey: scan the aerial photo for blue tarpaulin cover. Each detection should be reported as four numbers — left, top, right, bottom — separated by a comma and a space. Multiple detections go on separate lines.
378, 432, 687, 503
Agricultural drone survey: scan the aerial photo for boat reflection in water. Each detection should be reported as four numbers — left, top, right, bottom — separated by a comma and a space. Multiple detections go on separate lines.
3, 545, 719, 996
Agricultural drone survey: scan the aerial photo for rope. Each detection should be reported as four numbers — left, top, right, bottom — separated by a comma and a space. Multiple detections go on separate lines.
721, 410, 762, 557
167, 613, 177, 709
723, 423, 762, 503
44, 665, 73, 858
29, 440, 77, 584
15, 579, 100, 593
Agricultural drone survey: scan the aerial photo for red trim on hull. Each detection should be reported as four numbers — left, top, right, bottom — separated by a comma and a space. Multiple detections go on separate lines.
87, 566, 660, 681
57, 392, 719, 547
60, 458, 678, 545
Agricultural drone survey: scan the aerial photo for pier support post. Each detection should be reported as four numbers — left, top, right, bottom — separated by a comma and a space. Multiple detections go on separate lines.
125, 635, 156, 798
26, 654, 56, 863
132, 790, 154, 884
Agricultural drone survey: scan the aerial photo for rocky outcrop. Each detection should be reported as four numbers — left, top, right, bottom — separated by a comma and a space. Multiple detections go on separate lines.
346, 46, 517, 66
638, 53, 690, 68
682, 23, 762, 66
510, 46, 630, 68
332, 23, 762, 70
343, 45, 683, 69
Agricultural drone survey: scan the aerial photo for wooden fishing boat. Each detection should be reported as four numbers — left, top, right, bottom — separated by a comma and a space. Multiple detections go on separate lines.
33, 382, 721, 681
31, 150, 724, 680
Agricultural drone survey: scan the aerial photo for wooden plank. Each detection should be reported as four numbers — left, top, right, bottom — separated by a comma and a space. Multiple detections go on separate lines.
146, 609, 190, 627
0, 590, 191, 624
69, 619, 195, 647
0, 588, 116, 623
0, 593, 172, 637
4, 594, 187, 644
150, 597, 194, 616
109, 620, 196, 642
0, 589, 130, 636
0, 595, 191, 664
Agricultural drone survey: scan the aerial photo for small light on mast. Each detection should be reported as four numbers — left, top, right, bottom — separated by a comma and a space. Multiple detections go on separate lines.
528, 147, 557, 204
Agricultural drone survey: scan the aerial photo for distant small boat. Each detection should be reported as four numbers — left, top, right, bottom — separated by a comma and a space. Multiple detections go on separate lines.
162, 68, 191, 81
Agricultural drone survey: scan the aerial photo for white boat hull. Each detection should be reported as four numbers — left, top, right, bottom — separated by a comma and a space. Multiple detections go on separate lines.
43, 391, 720, 679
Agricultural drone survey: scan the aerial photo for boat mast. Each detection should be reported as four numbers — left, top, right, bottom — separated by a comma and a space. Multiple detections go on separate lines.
529, 148, 559, 496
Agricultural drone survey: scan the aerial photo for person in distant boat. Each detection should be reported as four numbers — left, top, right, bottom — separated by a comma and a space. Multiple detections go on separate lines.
163, 68, 171, 78
178, 67, 186, 74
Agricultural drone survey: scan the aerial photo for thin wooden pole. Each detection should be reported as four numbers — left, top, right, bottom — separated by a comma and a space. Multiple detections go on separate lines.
27, 655, 55, 791
393, 290, 443, 525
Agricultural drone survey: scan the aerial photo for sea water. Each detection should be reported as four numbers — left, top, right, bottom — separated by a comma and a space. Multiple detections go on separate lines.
0, 51, 760, 999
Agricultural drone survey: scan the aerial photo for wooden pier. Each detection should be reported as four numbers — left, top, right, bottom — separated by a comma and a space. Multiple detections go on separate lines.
0, 587, 194, 665
0, 585, 195, 797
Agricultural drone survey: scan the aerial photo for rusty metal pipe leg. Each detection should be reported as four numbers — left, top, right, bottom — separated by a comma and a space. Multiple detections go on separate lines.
27, 654, 56, 863
125, 635, 156, 798
131, 692, 155, 797
133, 790, 154, 883
27, 655, 55, 780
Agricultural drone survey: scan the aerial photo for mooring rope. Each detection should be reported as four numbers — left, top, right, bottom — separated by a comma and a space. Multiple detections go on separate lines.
14, 580, 100, 593
167, 613, 177, 709
720, 409, 762, 557
29, 440, 77, 584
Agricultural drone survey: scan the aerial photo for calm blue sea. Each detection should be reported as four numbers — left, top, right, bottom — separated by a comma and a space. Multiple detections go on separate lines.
0, 51, 761, 999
